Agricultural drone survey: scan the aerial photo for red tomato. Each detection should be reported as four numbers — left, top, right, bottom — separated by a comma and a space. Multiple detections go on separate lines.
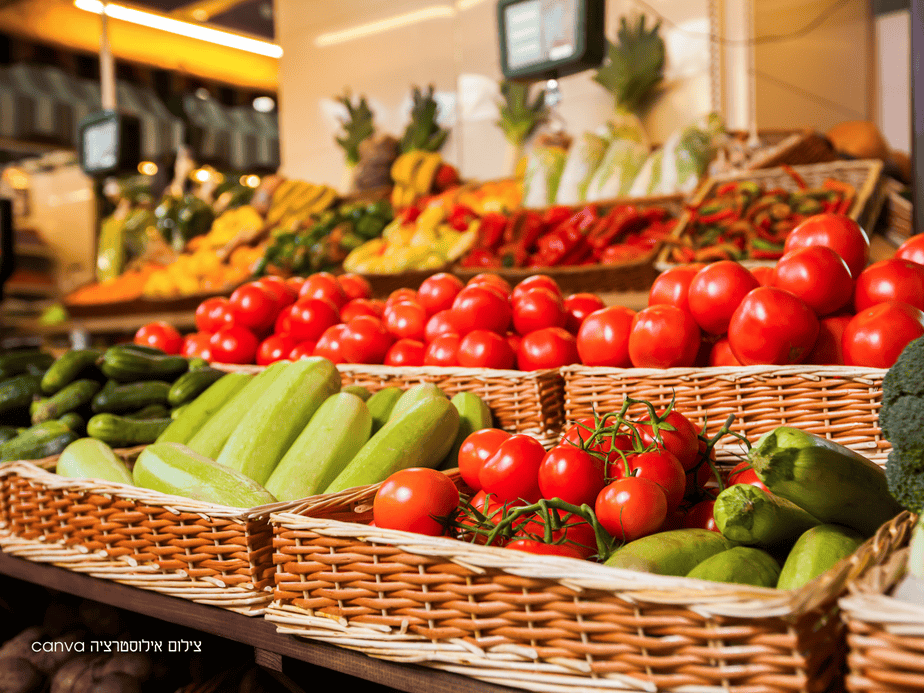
457, 490, 519, 545
458, 330, 516, 369
805, 313, 852, 365
561, 417, 634, 464
610, 449, 686, 513
196, 297, 236, 333
373, 468, 459, 536
517, 327, 579, 371
336, 273, 372, 301
511, 287, 566, 335
594, 477, 667, 543
479, 434, 546, 504
727, 287, 819, 365
209, 325, 259, 364
383, 300, 427, 341
458, 428, 512, 490
423, 333, 461, 366
313, 324, 349, 363
257, 275, 299, 308
682, 499, 719, 532
727, 462, 770, 493
424, 309, 459, 342
511, 275, 563, 305
750, 265, 775, 287
340, 298, 383, 323
687, 261, 760, 335
842, 301, 924, 368
385, 288, 419, 307
685, 458, 717, 499
274, 306, 293, 335
895, 234, 924, 266
635, 410, 700, 471
341, 315, 394, 364
228, 283, 278, 335
575, 306, 636, 367
181, 332, 212, 360
505, 331, 522, 357
708, 337, 741, 367
785, 213, 870, 279
628, 305, 701, 368
286, 276, 305, 294
505, 538, 584, 559
288, 340, 318, 360
384, 338, 425, 367
256, 334, 295, 366
287, 297, 340, 343
538, 445, 606, 506
416, 273, 464, 315
648, 263, 705, 313
854, 258, 924, 312
562, 293, 605, 334
466, 273, 512, 297
451, 285, 511, 335
299, 272, 347, 309
134, 321, 183, 355
772, 245, 853, 316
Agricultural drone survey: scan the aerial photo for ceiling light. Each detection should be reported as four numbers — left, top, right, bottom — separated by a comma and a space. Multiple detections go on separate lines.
241, 174, 261, 188
315, 5, 456, 47
252, 96, 275, 112
74, 0, 283, 58
137, 161, 158, 175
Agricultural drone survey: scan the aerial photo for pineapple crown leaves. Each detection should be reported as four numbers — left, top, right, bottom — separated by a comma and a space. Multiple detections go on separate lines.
334, 92, 376, 166
400, 84, 451, 153
593, 14, 665, 115
496, 80, 550, 149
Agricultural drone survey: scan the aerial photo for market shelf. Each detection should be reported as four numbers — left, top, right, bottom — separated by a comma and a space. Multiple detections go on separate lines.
0, 552, 519, 693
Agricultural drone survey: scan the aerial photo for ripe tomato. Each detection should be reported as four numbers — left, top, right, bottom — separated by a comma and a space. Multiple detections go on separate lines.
286, 276, 306, 294
299, 272, 347, 309
504, 538, 584, 559
636, 409, 700, 471
457, 489, 519, 545
537, 445, 606, 506
423, 333, 460, 366
727, 462, 770, 493
727, 287, 819, 365
805, 313, 852, 365
505, 331, 522, 357
373, 468, 459, 536
256, 334, 295, 366
340, 298, 383, 323
772, 245, 853, 316
562, 293, 605, 334
466, 272, 512, 298
458, 329, 516, 369
511, 287, 566, 335
687, 261, 760, 335
135, 321, 183, 355
336, 273, 372, 301
383, 300, 427, 341
842, 301, 924, 368
708, 337, 741, 367
648, 263, 705, 313
854, 258, 924, 312
750, 265, 775, 287
229, 283, 278, 335
785, 213, 870, 279
257, 275, 299, 309
209, 325, 259, 364
895, 234, 924, 266
575, 306, 635, 367
424, 309, 459, 342
385, 287, 418, 307
511, 275, 563, 304
181, 332, 212, 360
288, 340, 317, 360
594, 477, 667, 542
458, 428, 512, 490
195, 297, 236, 333
286, 297, 340, 343
451, 285, 511, 335
384, 338, 425, 367
611, 449, 686, 513
341, 315, 394, 364
513, 510, 597, 558
682, 499, 719, 532
561, 417, 634, 463
313, 324, 348, 363
416, 273, 464, 315
628, 305, 701, 368
479, 434, 546, 504
517, 327, 579, 371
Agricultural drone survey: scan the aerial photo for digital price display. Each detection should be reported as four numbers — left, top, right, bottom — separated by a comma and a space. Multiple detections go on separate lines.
78, 111, 142, 177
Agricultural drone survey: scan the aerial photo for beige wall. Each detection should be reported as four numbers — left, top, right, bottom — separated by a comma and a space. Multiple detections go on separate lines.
275, 0, 713, 187
875, 9, 910, 154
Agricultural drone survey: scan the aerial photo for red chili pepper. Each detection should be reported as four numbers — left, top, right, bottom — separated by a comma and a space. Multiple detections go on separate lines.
401, 205, 422, 223
781, 166, 808, 190
498, 242, 530, 268
461, 248, 501, 268
477, 212, 507, 250
715, 181, 741, 196
750, 248, 785, 260
697, 207, 737, 225
448, 204, 477, 231
541, 205, 573, 227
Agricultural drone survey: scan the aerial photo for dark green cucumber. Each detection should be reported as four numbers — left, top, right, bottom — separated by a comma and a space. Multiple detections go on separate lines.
605, 529, 737, 576
91, 380, 171, 413
57, 412, 85, 434
686, 546, 782, 587
86, 413, 172, 447
776, 524, 865, 590
0, 426, 18, 444
167, 368, 225, 406
40, 348, 104, 394
0, 373, 43, 416
713, 483, 822, 549
365, 387, 403, 434
157, 372, 252, 445
32, 379, 101, 424
0, 420, 79, 461
98, 345, 188, 382
125, 404, 170, 420
0, 350, 54, 380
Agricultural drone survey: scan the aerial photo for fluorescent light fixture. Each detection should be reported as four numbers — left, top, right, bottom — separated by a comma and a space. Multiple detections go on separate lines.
455, 0, 491, 10
315, 5, 456, 47
74, 0, 283, 58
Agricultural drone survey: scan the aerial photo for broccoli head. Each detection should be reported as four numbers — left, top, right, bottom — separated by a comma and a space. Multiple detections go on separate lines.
881, 336, 924, 413
879, 395, 924, 451
885, 445, 924, 514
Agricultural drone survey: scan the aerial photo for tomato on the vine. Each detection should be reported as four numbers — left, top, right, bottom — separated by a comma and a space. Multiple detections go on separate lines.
635, 409, 700, 471
727, 462, 769, 493
505, 538, 584, 559
594, 476, 667, 543
610, 449, 686, 513
479, 434, 547, 504
682, 499, 719, 532
537, 445, 606, 507
135, 321, 183, 355
373, 468, 459, 536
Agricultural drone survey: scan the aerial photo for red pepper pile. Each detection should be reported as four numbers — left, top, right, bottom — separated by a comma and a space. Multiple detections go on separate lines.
461, 203, 676, 269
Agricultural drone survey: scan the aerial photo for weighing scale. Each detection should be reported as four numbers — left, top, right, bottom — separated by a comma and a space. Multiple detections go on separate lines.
77, 110, 142, 178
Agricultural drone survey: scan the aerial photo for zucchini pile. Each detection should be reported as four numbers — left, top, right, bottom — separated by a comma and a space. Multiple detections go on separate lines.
0, 345, 224, 462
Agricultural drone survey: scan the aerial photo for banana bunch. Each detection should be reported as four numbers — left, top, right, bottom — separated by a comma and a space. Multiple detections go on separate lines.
390, 151, 443, 210
266, 180, 339, 230
199, 205, 264, 250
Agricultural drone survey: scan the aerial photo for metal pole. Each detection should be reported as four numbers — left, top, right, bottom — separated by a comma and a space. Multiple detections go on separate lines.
100, 1, 116, 111
914, 0, 923, 234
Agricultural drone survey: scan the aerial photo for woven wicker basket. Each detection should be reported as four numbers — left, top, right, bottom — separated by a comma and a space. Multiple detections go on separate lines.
879, 177, 913, 247
561, 364, 890, 463
0, 451, 311, 615
839, 519, 924, 693
267, 477, 914, 693
716, 129, 838, 172
656, 159, 886, 270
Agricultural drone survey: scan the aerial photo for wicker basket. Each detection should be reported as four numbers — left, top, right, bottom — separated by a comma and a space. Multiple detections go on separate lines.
879, 177, 913, 246
267, 476, 914, 693
839, 516, 924, 693
0, 451, 313, 615
715, 129, 838, 172
561, 364, 890, 463
656, 159, 886, 270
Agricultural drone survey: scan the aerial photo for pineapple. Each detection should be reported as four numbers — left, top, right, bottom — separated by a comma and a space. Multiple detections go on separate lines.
400, 85, 450, 153
334, 92, 376, 166
496, 80, 549, 176
593, 15, 665, 119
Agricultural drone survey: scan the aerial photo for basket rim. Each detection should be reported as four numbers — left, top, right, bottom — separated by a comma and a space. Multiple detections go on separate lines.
559, 362, 889, 380
214, 361, 564, 382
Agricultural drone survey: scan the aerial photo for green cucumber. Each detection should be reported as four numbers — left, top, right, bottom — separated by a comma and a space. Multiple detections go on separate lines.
605, 528, 737, 576
0, 420, 79, 461
388, 383, 447, 422
167, 368, 226, 406
686, 546, 781, 587
342, 385, 373, 401
91, 380, 171, 413
133, 442, 276, 508
216, 358, 341, 485
125, 404, 170, 420
439, 391, 492, 470
265, 392, 372, 501
98, 345, 189, 382
0, 373, 42, 416
86, 413, 172, 447
0, 350, 54, 380
713, 483, 822, 549
776, 523, 865, 590
58, 412, 85, 434
366, 386, 403, 434
32, 379, 101, 424
41, 348, 104, 394
56, 438, 133, 485
0, 426, 19, 444
325, 393, 460, 494
157, 372, 252, 445
748, 427, 903, 537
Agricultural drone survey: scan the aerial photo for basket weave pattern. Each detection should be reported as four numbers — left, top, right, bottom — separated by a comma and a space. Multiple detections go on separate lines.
562, 365, 889, 462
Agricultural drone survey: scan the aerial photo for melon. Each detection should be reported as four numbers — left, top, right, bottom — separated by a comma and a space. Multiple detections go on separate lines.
826, 121, 890, 161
